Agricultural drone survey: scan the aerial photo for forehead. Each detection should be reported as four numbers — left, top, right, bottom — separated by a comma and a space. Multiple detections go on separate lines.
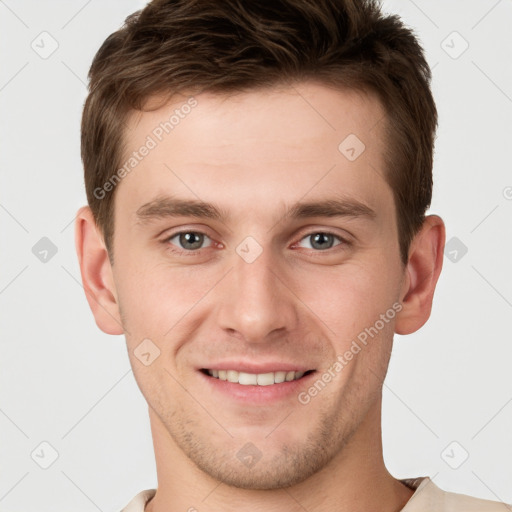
117, 82, 392, 220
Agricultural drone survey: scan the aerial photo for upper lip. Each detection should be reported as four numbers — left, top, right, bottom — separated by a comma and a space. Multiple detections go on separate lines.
198, 362, 315, 374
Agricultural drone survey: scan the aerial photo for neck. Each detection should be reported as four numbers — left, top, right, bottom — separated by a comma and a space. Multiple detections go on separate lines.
144, 398, 414, 512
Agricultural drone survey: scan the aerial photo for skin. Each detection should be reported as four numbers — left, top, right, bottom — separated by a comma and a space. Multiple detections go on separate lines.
75, 82, 445, 512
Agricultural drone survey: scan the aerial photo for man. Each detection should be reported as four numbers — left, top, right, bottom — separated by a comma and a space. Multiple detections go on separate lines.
74, 1, 509, 511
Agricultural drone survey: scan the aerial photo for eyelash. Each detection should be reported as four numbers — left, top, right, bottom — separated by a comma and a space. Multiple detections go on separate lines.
162, 229, 351, 256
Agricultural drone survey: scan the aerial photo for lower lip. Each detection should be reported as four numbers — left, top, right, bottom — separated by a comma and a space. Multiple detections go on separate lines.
198, 370, 316, 404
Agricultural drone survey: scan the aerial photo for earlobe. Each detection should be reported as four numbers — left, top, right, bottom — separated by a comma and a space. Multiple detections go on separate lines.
74, 206, 124, 335
395, 214, 446, 335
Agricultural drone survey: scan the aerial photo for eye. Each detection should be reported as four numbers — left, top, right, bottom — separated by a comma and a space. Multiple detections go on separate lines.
296, 232, 347, 251
165, 231, 213, 252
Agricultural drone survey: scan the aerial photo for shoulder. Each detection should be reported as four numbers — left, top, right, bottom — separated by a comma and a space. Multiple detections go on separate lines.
120, 489, 157, 512
443, 489, 510, 511
401, 477, 510, 512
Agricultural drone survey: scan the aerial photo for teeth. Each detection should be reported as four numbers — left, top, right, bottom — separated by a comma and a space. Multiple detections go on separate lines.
227, 370, 238, 383
256, 372, 274, 386
206, 369, 308, 385
274, 371, 286, 383
239, 372, 258, 385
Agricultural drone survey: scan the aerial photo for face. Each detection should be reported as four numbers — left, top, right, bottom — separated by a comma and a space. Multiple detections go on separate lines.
109, 82, 407, 489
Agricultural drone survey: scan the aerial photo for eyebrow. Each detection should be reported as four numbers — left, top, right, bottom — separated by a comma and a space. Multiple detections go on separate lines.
135, 195, 377, 225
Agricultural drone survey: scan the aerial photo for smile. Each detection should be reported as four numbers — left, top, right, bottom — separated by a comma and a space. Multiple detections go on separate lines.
202, 369, 314, 386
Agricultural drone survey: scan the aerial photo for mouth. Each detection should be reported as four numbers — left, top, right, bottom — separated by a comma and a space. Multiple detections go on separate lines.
200, 368, 315, 386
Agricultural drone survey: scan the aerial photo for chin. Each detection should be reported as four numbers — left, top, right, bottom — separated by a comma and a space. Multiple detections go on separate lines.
177, 428, 339, 491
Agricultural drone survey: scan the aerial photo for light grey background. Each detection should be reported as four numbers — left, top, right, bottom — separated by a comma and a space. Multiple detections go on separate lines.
1, 1, 511, 510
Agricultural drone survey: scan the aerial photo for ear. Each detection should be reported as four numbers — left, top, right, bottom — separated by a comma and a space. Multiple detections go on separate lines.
74, 206, 124, 335
395, 214, 446, 335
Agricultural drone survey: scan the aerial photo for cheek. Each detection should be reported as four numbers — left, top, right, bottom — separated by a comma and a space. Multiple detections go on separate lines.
114, 256, 218, 348
295, 258, 399, 337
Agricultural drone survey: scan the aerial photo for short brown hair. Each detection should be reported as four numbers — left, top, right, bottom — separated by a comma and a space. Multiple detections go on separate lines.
81, 0, 437, 265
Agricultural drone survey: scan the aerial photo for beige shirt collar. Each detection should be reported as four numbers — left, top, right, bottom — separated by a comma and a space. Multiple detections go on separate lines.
121, 476, 508, 512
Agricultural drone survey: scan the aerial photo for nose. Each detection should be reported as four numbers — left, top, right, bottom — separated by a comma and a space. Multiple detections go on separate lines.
214, 242, 299, 345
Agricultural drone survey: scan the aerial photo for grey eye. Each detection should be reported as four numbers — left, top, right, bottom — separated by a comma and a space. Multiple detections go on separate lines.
299, 233, 342, 251
168, 231, 212, 251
